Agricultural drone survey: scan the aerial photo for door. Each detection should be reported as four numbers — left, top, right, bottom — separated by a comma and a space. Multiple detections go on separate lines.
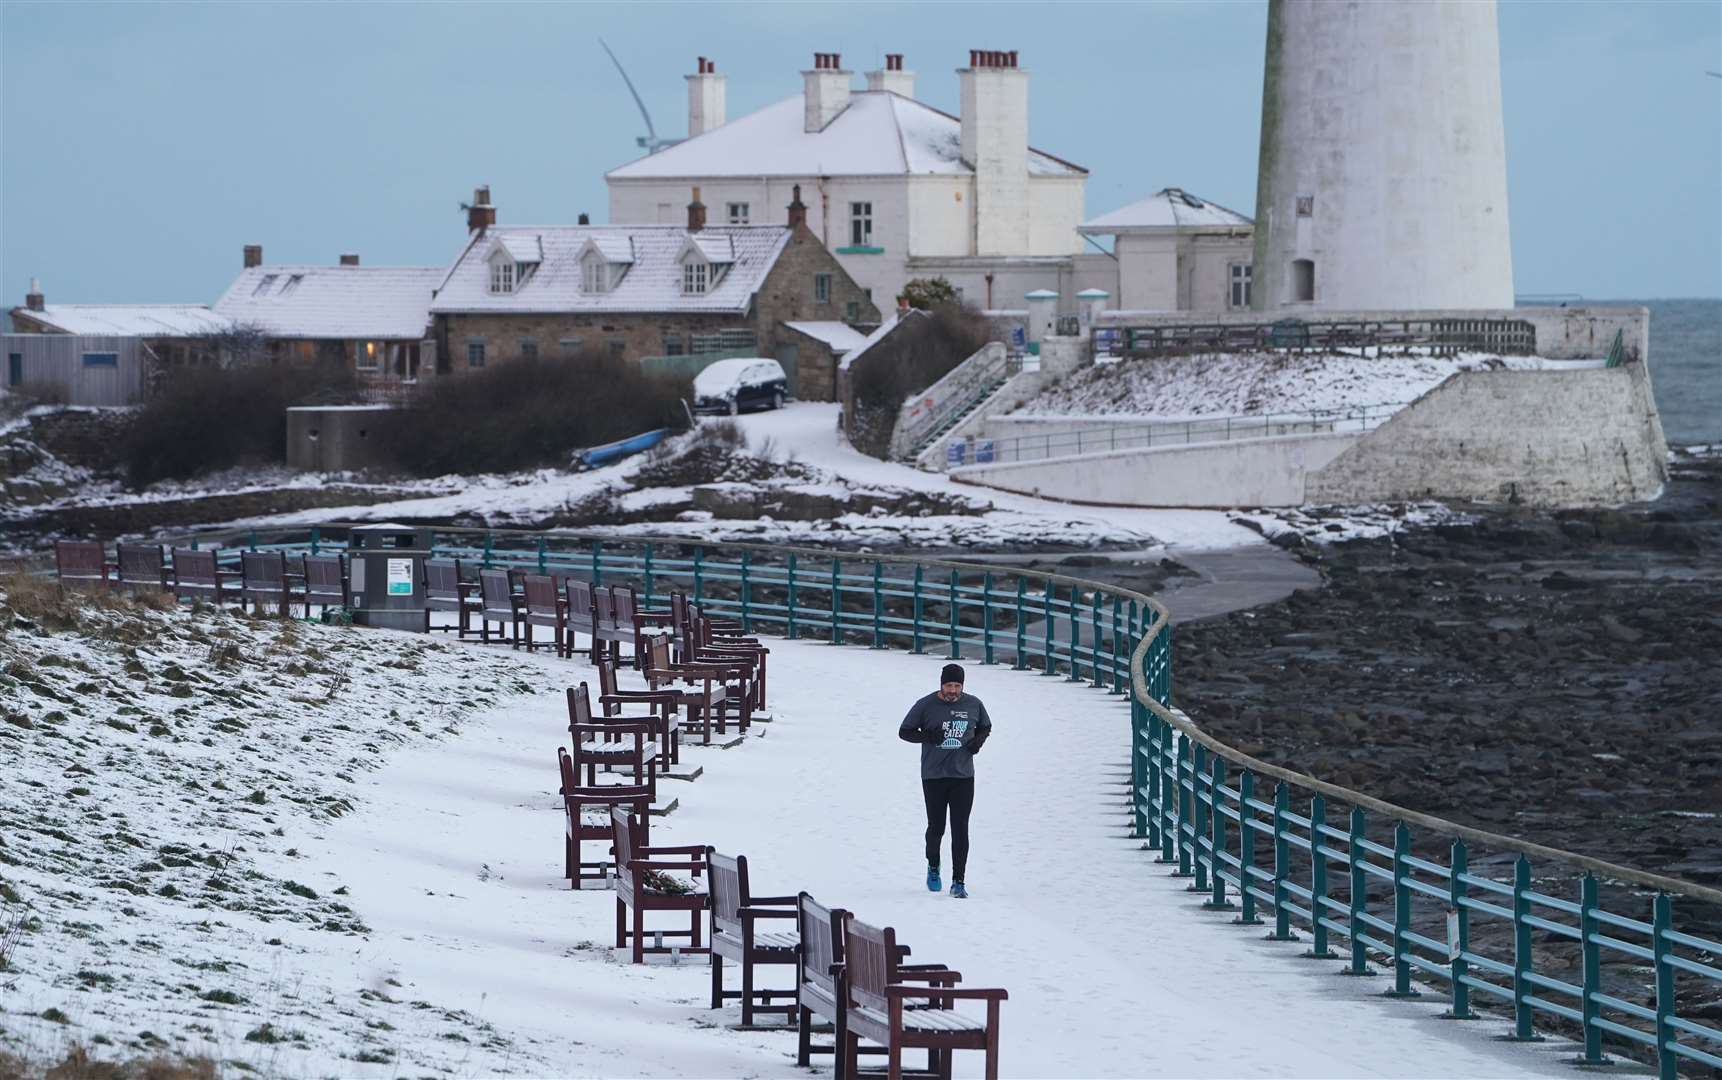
7, 353, 21, 388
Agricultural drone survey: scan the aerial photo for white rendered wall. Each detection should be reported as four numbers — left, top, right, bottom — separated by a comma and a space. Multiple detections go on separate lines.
1251, 0, 1514, 311
960, 67, 1031, 255
686, 74, 726, 138
1116, 235, 1179, 311
1027, 177, 1086, 256
1189, 235, 1255, 312
906, 177, 976, 258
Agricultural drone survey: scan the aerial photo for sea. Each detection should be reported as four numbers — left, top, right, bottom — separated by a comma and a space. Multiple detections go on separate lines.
1617, 298, 1721, 446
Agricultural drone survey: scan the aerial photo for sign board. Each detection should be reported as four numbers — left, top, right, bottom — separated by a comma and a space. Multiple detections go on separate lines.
1446, 908, 1461, 961
386, 558, 414, 597
1011, 325, 1026, 348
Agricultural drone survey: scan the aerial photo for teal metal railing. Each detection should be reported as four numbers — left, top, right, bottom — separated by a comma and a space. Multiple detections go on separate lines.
140, 523, 1720, 1074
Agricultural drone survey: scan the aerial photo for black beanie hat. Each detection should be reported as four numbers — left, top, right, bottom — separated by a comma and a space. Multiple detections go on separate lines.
940, 663, 964, 685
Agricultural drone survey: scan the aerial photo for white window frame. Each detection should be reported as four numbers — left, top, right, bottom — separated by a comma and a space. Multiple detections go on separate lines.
726, 202, 749, 225
355, 341, 381, 371
1229, 263, 1253, 309
489, 259, 515, 294
683, 260, 710, 295
849, 202, 873, 246
814, 273, 832, 303
467, 341, 486, 368
582, 256, 608, 294
519, 339, 538, 361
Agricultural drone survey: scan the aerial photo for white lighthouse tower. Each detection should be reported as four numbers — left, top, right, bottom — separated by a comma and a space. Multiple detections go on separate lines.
1251, 0, 1515, 311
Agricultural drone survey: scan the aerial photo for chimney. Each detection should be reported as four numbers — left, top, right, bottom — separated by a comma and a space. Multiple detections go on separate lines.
24, 277, 44, 312
960, 48, 1030, 255
687, 186, 707, 232
467, 185, 496, 233
578, 212, 591, 225
687, 56, 727, 138
802, 51, 851, 133
866, 52, 915, 98
786, 184, 808, 229
243, 244, 263, 269
339, 254, 360, 266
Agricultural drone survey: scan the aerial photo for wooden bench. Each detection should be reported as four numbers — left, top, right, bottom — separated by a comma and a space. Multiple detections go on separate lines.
303, 554, 347, 614
425, 558, 479, 637
562, 577, 596, 658
477, 568, 521, 645
592, 587, 632, 667
595, 655, 681, 767
54, 540, 112, 591
557, 748, 652, 890
114, 543, 169, 593
240, 550, 306, 617
843, 918, 1006, 1080
645, 637, 749, 745
797, 895, 956, 1080
688, 604, 769, 711
610, 586, 658, 670
522, 573, 565, 655
707, 849, 800, 1027
611, 806, 708, 964
170, 548, 239, 605
567, 683, 660, 801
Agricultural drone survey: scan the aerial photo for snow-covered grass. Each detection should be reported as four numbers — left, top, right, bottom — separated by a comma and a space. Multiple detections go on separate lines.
1014, 350, 1548, 420
3, 584, 1582, 1077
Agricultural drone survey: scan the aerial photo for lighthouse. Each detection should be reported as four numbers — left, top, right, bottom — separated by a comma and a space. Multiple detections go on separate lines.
1250, 0, 1515, 311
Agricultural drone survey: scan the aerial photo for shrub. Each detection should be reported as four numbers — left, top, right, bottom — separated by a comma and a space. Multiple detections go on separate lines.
900, 277, 959, 310
847, 305, 991, 458
380, 351, 689, 477
123, 363, 359, 487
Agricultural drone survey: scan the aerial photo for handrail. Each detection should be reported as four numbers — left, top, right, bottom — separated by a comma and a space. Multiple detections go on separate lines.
39, 523, 1722, 1074
968, 400, 1410, 467
1107, 316, 1538, 358
892, 343, 1015, 457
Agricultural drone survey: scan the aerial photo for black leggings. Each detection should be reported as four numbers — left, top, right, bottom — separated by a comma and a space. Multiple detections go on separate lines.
922, 778, 975, 880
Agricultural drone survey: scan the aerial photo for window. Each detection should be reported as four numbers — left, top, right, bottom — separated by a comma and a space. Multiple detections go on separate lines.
1296, 195, 1314, 218
490, 260, 515, 294
8, 353, 22, 387
519, 340, 538, 361
559, 337, 584, 355
1291, 259, 1315, 303
467, 341, 487, 368
81, 352, 118, 368
726, 202, 749, 224
582, 257, 607, 293
953, 286, 964, 303
849, 202, 872, 246
251, 274, 278, 297
1229, 263, 1253, 308
608, 341, 626, 359
845, 301, 861, 322
663, 334, 684, 356
355, 341, 380, 370
814, 273, 832, 303
683, 260, 709, 294
279, 273, 305, 296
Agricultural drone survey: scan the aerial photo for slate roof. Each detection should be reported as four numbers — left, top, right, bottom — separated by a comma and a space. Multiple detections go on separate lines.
213, 266, 442, 339
607, 91, 1085, 180
14, 304, 231, 337
1080, 188, 1254, 233
430, 226, 793, 315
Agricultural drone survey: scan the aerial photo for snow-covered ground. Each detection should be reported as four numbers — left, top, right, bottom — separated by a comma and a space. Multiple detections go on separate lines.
3, 589, 1582, 1076
1015, 350, 1548, 420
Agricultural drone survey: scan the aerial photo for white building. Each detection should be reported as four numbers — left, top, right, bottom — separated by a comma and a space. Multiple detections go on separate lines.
1251, 0, 1514, 310
606, 50, 1094, 310
1078, 188, 1255, 313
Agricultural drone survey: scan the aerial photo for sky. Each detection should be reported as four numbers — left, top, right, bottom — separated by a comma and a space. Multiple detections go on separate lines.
1, 1, 1718, 308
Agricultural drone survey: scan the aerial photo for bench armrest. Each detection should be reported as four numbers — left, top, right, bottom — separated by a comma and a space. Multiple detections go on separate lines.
628, 859, 706, 873
747, 894, 799, 906
638, 843, 707, 856
601, 691, 680, 704
885, 985, 1008, 1003
895, 969, 962, 985
738, 907, 799, 919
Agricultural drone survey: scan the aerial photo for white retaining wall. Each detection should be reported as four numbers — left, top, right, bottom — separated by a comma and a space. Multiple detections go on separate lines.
949, 432, 1359, 508
1307, 363, 1669, 508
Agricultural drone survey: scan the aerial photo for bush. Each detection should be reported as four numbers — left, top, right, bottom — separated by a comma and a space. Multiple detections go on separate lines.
381, 352, 689, 477
847, 305, 991, 458
124, 363, 359, 487
900, 277, 959, 311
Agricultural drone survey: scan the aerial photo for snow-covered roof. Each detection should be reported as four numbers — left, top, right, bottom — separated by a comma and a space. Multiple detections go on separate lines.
839, 310, 927, 371
608, 91, 1085, 180
13, 304, 231, 337
431, 226, 793, 315
493, 235, 543, 264
783, 320, 869, 355
581, 236, 635, 264
1079, 188, 1253, 233
213, 266, 442, 340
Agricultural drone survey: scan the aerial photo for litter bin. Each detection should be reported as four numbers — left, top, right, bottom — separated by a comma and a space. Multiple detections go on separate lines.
347, 523, 435, 631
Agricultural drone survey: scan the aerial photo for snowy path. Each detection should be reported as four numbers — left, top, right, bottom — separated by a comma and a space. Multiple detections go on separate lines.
308, 638, 1582, 1078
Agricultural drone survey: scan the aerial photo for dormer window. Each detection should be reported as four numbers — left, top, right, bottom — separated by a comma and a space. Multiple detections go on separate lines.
486, 236, 541, 294
582, 255, 608, 294
683, 260, 710, 295
490, 260, 515, 294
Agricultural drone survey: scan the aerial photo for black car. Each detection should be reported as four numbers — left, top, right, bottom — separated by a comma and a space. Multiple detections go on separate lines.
691, 358, 789, 415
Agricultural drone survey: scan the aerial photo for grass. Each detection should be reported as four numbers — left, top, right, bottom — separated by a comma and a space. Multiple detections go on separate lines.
0, 1043, 218, 1079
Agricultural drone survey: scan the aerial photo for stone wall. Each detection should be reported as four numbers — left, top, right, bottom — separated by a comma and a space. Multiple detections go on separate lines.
753, 222, 879, 400
1307, 362, 1668, 508
433, 311, 751, 373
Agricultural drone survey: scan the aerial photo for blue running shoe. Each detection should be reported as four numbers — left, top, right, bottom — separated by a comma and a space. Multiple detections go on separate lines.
950, 881, 968, 899
926, 866, 941, 892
